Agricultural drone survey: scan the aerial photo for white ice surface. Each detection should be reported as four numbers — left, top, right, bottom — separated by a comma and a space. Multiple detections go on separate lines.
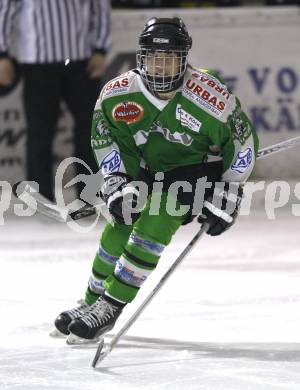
1, 209, 300, 390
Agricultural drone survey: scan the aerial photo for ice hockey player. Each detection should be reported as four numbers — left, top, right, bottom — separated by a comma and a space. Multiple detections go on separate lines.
54, 17, 259, 342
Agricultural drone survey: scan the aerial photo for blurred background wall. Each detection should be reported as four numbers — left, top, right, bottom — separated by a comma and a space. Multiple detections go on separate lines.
0, 4, 299, 182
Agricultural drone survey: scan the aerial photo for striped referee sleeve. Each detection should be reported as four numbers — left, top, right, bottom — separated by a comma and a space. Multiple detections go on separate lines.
0, 0, 18, 56
90, 0, 111, 54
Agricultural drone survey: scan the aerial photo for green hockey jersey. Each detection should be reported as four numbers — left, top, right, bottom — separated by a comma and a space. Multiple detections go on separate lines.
91, 65, 259, 183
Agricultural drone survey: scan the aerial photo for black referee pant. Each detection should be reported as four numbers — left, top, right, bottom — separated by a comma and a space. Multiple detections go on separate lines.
22, 60, 100, 201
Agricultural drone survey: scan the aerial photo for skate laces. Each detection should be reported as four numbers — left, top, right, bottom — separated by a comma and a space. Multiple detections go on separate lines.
80, 297, 117, 328
67, 299, 89, 319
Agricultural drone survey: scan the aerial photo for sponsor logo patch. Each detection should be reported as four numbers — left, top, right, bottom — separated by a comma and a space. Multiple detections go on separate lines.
91, 136, 112, 149
105, 78, 129, 92
129, 233, 165, 256
151, 121, 193, 146
104, 87, 129, 98
176, 104, 202, 132
115, 261, 147, 288
231, 148, 253, 174
133, 121, 194, 147
96, 120, 111, 138
88, 275, 104, 294
93, 111, 101, 121
183, 80, 226, 117
191, 72, 230, 100
100, 150, 121, 174
153, 38, 169, 43
230, 108, 252, 145
112, 101, 144, 125
91, 114, 113, 149
103, 77, 130, 98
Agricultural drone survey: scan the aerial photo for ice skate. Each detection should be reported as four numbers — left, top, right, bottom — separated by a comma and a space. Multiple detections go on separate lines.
51, 299, 90, 337
67, 296, 124, 344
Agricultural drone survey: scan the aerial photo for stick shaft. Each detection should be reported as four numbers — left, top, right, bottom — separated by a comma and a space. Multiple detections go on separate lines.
257, 135, 300, 159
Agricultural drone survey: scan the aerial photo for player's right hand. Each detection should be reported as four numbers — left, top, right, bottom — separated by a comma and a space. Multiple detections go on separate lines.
0, 58, 15, 86
197, 182, 243, 236
100, 173, 140, 225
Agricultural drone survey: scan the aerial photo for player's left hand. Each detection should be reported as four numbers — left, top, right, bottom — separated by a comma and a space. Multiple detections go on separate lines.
87, 53, 106, 79
197, 182, 243, 236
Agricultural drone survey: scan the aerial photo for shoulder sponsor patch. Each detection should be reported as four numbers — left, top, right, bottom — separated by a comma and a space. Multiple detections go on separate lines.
231, 148, 253, 174
112, 101, 144, 125
100, 150, 121, 174
102, 76, 131, 98
183, 79, 227, 118
105, 77, 129, 92
176, 104, 202, 132
191, 70, 230, 100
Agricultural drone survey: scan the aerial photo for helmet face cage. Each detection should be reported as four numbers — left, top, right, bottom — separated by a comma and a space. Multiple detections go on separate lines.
136, 49, 188, 92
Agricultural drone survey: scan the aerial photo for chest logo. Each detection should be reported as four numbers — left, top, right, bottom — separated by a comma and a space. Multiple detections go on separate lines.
112, 101, 144, 125
176, 104, 202, 132
134, 121, 193, 147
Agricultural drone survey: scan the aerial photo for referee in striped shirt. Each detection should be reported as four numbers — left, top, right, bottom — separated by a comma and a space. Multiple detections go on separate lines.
0, 0, 111, 201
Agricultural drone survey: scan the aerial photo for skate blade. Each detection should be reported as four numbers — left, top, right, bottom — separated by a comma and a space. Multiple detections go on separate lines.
66, 332, 101, 346
49, 329, 68, 338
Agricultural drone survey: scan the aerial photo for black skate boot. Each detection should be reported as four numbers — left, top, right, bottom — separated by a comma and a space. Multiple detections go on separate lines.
67, 295, 125, 343
52, 299, 90, 336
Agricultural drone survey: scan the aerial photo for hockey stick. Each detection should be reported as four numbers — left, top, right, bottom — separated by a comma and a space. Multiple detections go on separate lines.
91, 134, 300, 367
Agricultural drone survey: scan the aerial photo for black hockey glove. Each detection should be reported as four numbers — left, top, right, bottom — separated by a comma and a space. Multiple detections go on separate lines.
197, 182, 243, 236
100, 173, 140, 225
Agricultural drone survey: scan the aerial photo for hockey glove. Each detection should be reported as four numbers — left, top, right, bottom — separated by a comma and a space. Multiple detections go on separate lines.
197, 182, 243, 236
100, 173, 140, 225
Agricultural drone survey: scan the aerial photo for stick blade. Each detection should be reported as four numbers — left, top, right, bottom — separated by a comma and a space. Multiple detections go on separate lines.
12, 181, 22, 198
91, 339, 106, 368
69, 204, 96, 220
